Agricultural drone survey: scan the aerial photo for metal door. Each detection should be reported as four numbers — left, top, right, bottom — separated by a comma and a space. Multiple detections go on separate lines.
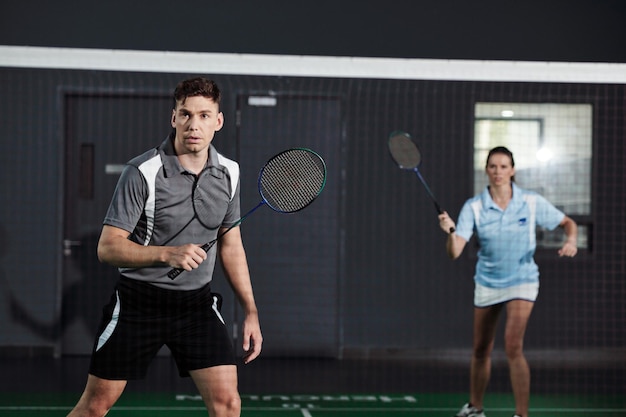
236, 94, 343, 357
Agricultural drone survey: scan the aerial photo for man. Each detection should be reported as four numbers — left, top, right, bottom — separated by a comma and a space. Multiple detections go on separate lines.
67, 77, 262, 417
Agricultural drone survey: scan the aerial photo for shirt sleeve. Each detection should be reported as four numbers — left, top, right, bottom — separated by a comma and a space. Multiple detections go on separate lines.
102, 165, 148, 233
455, 199, 476, 242
535, 193, 565, 231
222, 177, 241, 227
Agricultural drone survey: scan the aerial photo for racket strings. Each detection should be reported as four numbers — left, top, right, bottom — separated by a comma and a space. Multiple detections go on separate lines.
389, 132, 421, 169
260, 149, 326, 213
169, 148, 326, 279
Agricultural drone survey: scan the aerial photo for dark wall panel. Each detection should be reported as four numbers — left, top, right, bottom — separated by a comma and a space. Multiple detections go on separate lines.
1, 0, 625, 63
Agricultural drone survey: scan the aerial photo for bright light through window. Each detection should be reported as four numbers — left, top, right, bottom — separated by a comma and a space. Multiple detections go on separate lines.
536, 146, 553, 162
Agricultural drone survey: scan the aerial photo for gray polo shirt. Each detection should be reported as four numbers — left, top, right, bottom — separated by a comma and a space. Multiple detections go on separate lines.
103, 135, 241, 290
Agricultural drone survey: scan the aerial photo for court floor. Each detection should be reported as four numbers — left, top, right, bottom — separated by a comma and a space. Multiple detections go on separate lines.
1, 392, 624, 416
1, 355, 624, 416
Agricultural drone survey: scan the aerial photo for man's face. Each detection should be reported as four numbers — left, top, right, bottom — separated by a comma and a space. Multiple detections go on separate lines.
171, 95, 223, 155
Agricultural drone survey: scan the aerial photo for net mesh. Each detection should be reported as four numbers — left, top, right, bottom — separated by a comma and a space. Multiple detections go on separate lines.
0, 59, 624, 406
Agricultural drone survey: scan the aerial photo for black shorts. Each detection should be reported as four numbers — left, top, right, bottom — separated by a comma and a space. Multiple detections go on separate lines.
89, 277, 235, 380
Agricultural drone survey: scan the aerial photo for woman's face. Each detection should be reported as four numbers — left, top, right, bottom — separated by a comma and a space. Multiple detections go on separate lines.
485, 152, 515, 187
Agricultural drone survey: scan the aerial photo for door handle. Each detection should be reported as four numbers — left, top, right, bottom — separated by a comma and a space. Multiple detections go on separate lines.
63, 239, 82, 256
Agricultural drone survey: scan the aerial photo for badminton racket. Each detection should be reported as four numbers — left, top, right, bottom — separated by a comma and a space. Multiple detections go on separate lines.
168, 147, 327, 279
388, 131, 454, 233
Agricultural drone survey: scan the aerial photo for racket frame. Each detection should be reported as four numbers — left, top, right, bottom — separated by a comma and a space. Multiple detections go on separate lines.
168, 147, 326, 279
388, 131, 454, 233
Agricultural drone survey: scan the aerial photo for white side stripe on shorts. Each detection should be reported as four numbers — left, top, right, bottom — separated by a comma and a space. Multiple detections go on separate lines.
212, 295, 225, 325
96, 291, 121, 351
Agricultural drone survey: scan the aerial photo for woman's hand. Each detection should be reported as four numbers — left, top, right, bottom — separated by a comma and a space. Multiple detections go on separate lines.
438, 211, 456, 235
558, 241, 578, 257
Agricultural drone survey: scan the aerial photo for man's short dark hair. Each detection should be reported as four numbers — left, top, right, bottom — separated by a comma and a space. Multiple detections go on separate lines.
173, 77, 221, 108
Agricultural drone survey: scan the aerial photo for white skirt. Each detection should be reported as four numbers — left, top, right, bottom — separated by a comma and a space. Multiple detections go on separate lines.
474, 281, 539, 307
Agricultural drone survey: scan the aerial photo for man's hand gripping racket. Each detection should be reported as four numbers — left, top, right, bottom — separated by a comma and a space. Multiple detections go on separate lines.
388, 131, 455, 234
168, 148, 327, 279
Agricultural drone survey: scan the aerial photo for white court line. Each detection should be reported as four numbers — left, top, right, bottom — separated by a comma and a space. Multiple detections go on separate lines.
291, 407, 626, 414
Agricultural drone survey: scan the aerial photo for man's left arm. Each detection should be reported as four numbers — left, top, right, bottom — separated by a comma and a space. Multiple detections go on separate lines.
218, 226, 263, 363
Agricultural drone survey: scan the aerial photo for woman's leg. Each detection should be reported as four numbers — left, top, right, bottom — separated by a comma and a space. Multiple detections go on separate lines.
469, 304, 502, 410
504, 300, 534, 417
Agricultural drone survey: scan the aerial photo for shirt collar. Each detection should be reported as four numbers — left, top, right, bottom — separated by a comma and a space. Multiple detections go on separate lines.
158, 133, 220, 177
481, 182, 523, 211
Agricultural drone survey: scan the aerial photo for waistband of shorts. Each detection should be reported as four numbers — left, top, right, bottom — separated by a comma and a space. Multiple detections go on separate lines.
117, 276, 212, 304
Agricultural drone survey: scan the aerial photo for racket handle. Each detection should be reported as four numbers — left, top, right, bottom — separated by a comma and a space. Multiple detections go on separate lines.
168, 267, 184, 279
168, 240, 218, 280
436, 207, 455, 234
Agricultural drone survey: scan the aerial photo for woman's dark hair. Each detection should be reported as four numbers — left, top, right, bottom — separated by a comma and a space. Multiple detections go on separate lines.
486, 146, 515, 182
173, 77, 221, 108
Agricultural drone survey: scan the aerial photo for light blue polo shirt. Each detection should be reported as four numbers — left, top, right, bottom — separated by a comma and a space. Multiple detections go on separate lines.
455, 183, 565, 288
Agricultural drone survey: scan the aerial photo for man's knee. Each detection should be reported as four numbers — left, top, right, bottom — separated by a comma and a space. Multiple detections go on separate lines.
68, 375, 125, 417
209, 392, 241, 416
68, 399, 115, 417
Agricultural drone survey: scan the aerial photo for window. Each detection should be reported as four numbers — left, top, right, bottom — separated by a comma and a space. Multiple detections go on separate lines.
474, 103, 592, 250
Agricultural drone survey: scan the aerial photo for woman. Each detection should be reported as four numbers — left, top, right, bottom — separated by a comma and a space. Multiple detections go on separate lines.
438, 146, 578, 417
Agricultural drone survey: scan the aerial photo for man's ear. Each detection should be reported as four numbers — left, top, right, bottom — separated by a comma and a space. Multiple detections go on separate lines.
215, 112, 224, 131
170, 109, 176, 128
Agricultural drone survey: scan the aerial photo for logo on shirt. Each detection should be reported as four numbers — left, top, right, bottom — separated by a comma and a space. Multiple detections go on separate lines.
518, 218, 527, 226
